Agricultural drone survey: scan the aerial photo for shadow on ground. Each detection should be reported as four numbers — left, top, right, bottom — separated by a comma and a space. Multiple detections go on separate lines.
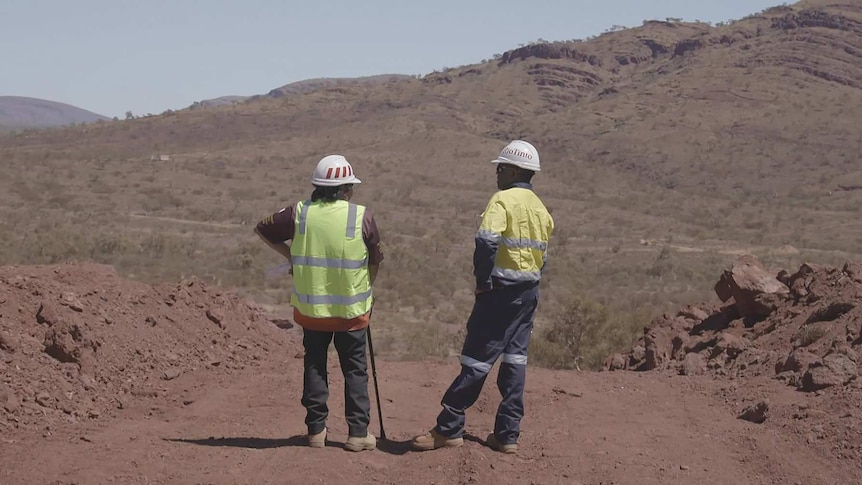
166, 436, 310, 449
167, 435, 418, 455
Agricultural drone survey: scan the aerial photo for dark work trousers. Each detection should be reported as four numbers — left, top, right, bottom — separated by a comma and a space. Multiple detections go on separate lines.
301, 327, 371, 438
435, 282, 539, 445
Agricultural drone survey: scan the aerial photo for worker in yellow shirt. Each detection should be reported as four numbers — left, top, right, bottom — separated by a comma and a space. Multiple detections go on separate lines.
412, 140, 554, 454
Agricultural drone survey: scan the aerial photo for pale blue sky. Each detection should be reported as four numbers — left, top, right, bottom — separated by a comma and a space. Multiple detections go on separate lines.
1, 0, 783, 118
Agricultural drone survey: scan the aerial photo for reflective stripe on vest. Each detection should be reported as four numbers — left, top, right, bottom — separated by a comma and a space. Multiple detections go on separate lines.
300, 200, 359, 239
290, 199, 372, 319
292, 289, 373, 306
478, 187, 554, 283
291, 255, 369, 269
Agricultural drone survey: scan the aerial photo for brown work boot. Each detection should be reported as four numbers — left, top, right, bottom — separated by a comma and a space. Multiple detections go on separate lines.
307, 428, 327, 448
344, 433, 376, 452
486, 433, 518, 454
411, 429, 464, 451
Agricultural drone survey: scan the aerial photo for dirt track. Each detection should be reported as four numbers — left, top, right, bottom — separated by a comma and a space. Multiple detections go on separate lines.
2, 359, 858, 485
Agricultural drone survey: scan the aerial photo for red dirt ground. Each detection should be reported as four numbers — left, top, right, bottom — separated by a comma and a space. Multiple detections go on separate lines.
2, 262, 861, 484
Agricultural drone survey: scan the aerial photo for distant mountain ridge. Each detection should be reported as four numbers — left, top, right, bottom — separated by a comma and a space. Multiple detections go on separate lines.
0, 96, 110, 130
193, 74, 413, 108
264, 74, 412, 98
2, 74, 416, 126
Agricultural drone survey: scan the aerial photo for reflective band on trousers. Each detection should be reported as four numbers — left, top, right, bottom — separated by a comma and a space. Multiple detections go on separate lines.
460, 354, 492, 374
502, 353, 528, 365
292, 255, 368, 269
292, 289, 373, 306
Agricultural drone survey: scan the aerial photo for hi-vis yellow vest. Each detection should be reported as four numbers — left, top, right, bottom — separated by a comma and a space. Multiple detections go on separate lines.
478, 187, 554, 282
290, 199, 372, 319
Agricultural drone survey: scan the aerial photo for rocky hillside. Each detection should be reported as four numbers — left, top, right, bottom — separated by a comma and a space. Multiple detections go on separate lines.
6, 0, 861, 199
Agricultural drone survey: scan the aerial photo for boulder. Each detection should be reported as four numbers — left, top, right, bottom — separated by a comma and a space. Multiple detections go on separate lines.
0, 330, 17, 353
677, 305, 709, 323
844, 262, 862, 283
778, 349, 820, 374
714, 256, 789, 319
738, 400, 769, 424
606, 353, 626, 371
801, 353, 858, 392
680, 352, 707, 376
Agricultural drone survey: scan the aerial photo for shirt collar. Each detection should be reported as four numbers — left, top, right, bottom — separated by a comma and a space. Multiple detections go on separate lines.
503, 181, 533, 191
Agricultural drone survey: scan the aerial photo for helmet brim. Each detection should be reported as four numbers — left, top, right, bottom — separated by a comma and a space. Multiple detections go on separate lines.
311, 176, 361, 187
490, 158, 540, 172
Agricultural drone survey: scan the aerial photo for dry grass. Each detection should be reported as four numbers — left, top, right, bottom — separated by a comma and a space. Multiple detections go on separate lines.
2, 0, 862, 367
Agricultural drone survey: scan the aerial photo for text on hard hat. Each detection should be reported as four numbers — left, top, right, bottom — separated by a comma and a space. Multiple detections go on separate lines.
503, 148, 533, 159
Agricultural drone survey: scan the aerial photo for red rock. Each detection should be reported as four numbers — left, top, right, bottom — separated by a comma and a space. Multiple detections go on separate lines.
714, 256, 789, 319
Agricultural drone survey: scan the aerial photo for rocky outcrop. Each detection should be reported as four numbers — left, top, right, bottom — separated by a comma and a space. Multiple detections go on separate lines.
771, 9, 862, 33
499, 43, 600, 66
641, 39, 671, 57
607, 256, 862, 395
673, 39, 704, 57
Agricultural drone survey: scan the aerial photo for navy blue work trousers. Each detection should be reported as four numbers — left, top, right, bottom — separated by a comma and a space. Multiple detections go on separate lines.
435, 282, 539, 445
301, 328, 370, 438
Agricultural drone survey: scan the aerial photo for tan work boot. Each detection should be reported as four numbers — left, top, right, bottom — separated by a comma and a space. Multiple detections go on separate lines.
411, 429, 464, 451
345, 433, 376, 452
308, 428, 327, 448
486, 433, 518, 454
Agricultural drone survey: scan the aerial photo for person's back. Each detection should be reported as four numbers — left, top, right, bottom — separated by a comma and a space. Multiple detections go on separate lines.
291, 198, 372, 321
255, 154, 382, 452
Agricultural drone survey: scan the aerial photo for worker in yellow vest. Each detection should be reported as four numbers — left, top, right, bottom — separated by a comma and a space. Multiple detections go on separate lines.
412, 140, 554, 454
255, 154, 383, 452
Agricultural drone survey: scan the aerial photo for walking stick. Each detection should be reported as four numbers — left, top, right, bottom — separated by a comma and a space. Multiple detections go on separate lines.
367, 323, 386, 440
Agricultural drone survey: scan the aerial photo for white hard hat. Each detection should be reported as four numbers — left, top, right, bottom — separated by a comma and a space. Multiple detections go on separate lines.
491, 140, 540, 172
311, 155, 362, 187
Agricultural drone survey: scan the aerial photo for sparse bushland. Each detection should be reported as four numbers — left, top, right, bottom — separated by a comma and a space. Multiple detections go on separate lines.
0, 158, 850, 368
529, 296, 650, 370
3, 0, 862, 365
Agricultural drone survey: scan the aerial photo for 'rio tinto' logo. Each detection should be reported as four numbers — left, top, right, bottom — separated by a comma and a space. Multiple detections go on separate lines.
503, 148, 532, 160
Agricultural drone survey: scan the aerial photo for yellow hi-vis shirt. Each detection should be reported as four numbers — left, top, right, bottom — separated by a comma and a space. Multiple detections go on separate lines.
474, 183, 554, 289
290, 199, 373, 319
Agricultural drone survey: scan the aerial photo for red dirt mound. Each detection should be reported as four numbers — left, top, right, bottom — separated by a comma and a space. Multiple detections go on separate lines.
2, 261, 861, 483
0, 262, 293, 435
608, 256, 862, 460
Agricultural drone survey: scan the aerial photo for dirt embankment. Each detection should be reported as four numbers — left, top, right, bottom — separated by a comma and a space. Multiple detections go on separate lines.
609, 256, 862, 462
0, 262, 292, 434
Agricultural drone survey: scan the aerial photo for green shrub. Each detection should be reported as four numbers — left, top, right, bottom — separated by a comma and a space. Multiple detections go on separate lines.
531, 296, 646, 370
